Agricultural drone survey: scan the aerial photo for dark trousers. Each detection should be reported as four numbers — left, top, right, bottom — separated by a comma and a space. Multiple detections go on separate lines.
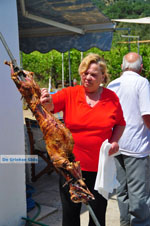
59, 171, 107, 226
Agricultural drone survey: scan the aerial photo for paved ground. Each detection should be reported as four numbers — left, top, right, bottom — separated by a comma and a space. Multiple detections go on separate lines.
26, 171, 120, 226
24, 109, 120, 226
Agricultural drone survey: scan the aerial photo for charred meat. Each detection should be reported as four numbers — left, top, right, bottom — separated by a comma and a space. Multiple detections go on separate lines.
5, 61, 94, 204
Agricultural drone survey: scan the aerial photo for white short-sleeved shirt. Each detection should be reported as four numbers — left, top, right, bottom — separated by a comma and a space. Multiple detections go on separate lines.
108, 71, 150, 157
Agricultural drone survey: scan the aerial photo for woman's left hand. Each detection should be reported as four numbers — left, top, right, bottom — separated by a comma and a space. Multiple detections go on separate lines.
108, 142, 119, 156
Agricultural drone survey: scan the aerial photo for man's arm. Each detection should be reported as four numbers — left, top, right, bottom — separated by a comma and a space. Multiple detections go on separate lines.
142, 115, 150, 129
108, 125, 125, 156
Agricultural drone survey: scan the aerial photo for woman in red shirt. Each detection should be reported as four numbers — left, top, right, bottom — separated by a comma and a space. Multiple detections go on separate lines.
40, 53, 125, 226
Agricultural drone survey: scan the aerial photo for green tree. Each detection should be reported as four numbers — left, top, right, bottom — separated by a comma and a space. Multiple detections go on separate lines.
92, 0, 150, 40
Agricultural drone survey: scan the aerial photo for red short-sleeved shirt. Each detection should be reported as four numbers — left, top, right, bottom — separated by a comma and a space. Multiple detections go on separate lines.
52, 85, 125, 172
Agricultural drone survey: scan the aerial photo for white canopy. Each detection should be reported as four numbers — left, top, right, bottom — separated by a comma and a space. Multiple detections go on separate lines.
112, 17, 150, 24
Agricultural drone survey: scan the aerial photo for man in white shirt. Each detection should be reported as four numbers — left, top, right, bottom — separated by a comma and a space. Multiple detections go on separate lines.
108, 52, 150, 226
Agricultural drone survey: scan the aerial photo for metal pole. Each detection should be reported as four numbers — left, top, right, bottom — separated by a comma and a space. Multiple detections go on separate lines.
137, 37, 139, 54
128, 28, 131, 52
0, 32, 17, 65
68, 50, 71, 86
86, 203, 101, 226
48, 76, 51, 93
115, 28, 131, 52
81, 51, 83, 61
20, 51, 23, 68
0, 32, 25, 81
121, 35, 140, 53
80, 52, 84, 85
62, 53, 64, 88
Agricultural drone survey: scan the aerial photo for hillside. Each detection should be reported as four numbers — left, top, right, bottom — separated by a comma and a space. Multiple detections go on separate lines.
93, 0, 150, 40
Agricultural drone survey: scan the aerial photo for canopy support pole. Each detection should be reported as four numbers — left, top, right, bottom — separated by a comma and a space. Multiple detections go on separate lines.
62, 53, 64, 88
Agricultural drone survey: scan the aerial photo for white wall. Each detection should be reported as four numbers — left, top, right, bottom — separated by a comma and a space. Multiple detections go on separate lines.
0, 1, 26, 225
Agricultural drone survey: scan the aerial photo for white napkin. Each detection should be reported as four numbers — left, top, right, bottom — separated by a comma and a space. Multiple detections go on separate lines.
94, 139, 120, 200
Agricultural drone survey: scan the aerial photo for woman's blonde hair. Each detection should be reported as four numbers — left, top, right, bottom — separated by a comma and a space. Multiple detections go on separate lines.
78, 53, 109, 84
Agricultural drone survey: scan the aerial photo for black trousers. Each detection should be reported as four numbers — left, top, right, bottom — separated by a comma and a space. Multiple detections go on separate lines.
59, 171, 107, 226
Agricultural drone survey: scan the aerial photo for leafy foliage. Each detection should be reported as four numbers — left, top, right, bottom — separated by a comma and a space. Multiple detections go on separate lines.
22, 43, 150, 88
93, 0, 150, 40
22, 50, 82, 87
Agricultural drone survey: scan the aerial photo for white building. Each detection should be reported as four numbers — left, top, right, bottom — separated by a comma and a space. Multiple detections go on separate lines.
0, 1, 26, 225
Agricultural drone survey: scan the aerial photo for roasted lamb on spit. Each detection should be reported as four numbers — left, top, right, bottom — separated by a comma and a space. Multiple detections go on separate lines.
5, 61, 94, 204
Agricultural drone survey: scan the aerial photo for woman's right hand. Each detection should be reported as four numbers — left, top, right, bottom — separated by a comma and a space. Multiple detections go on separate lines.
40, 88, 54, 112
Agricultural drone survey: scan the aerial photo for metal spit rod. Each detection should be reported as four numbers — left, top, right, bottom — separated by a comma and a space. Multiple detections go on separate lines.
86, 203, 101, 226
0, 32, 17, 67
0, 32, 25, 81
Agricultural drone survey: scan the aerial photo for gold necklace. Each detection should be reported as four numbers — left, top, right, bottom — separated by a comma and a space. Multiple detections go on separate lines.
86, 87, 102, 107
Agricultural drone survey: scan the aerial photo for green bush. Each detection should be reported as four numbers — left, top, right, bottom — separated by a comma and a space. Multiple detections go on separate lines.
21, 43, 150, 88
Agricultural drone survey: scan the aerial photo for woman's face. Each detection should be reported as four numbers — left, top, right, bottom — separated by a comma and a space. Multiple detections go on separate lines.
81, 63, 104, 92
